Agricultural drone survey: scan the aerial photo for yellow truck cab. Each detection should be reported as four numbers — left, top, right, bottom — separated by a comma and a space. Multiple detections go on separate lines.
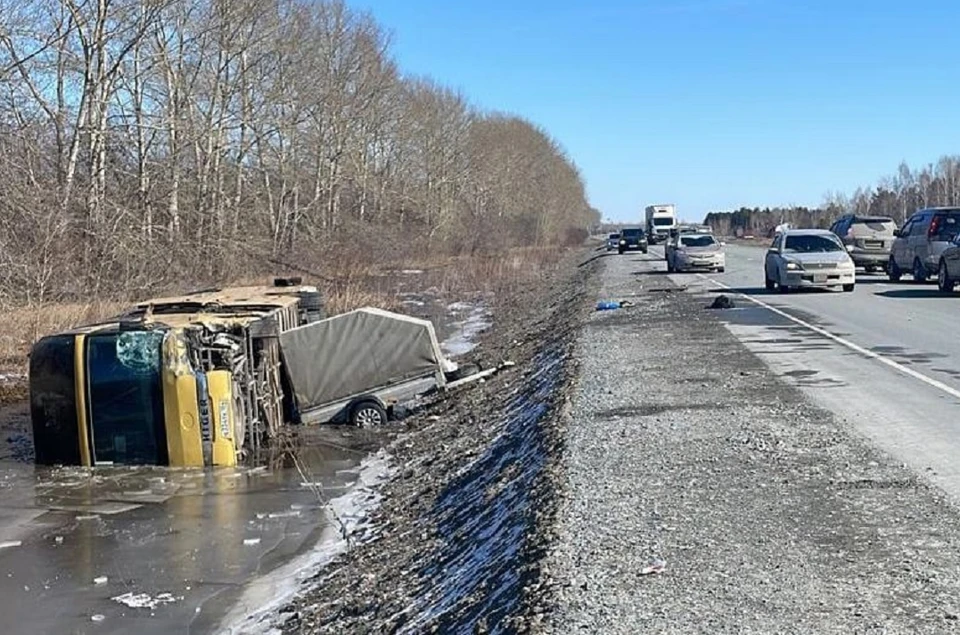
29, 280, 322, 468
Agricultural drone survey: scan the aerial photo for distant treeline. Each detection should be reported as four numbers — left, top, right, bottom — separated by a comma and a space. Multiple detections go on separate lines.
704, 155, 960, 237
703, 207, 834, 237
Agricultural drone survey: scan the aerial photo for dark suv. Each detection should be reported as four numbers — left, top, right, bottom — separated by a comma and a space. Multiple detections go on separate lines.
618, 228, 648, 254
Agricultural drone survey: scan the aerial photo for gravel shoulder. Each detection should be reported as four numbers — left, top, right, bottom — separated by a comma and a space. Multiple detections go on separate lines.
540, 251, 960, 634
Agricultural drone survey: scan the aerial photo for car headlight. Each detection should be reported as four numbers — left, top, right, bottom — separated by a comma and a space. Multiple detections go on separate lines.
619, 239, 626, 244
785, 261, 802, 271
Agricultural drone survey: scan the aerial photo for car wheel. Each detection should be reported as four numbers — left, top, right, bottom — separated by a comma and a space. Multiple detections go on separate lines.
765, 275, 775, 291
842, 283, 855, 293
667, 260, 674, 273
717, 267, 725, 273
777, 277, 791, 294
913, 258, 928, 282
641, 248, 648, 254
888, 256, 901, 282
938, 260, 956, 293
350, 400, 387, 428
618, 247, 624, 255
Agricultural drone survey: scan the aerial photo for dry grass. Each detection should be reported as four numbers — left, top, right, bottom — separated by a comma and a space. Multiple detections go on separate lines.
0, 246, 574, 380
0, 301, 126, 375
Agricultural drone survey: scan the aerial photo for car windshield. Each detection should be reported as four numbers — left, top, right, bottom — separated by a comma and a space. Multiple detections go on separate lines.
783, 234, 843, 253
608, 233, 619, 240
653, 217, 673, 226
680, 235, 716, 247
621, 229, 642, 238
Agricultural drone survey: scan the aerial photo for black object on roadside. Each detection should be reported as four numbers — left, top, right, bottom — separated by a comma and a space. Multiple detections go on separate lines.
708, 295, 735, 310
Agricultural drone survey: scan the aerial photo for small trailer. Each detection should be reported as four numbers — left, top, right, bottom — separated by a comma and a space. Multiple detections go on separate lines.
279, 307, 467, 427
28, 280, 482, 468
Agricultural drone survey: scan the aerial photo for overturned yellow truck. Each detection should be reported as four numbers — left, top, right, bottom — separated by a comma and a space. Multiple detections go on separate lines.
29, 279, 471, 468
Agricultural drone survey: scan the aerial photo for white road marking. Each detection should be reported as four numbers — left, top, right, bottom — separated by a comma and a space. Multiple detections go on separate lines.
699, 274, 960, 401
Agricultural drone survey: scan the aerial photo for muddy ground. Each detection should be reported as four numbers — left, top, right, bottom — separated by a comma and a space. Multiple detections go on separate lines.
274, 250, 600, 633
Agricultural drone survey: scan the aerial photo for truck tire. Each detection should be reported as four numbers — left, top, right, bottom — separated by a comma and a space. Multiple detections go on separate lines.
913, 258, 928, 282
350, 400, 387, 428
887, 256, 901, 282
299, 290, 326, 322
939, 260, 956, 293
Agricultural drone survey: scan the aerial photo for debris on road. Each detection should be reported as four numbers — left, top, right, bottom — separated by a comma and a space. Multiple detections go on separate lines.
595, 300, 635, 311
708, 294, 736, 309
93, 576, 108, 585
639, 558, 667, 576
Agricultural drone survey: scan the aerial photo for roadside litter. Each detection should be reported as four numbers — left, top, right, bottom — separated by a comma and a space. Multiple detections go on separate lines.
708, 295, 736, 310
639, 557, 666, 576
596, 300, 635, 311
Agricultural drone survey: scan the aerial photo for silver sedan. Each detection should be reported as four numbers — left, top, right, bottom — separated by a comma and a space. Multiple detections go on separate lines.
764, 229, 856, 293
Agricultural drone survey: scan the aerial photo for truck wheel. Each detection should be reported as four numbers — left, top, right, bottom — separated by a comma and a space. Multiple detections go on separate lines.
350, 400, 387, 428
938, 260, 956, 293
888, 256, 901, 282
913, 258, 928, 282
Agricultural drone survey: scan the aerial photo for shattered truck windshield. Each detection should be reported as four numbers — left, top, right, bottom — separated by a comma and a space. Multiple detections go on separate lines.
86, 330, 168, 465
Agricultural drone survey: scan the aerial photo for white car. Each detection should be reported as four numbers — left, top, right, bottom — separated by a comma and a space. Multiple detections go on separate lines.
667, 233, 725, 273
764, 229, 855, 293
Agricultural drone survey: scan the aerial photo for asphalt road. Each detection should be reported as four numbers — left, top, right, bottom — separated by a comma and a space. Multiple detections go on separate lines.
655, 242, 960, 504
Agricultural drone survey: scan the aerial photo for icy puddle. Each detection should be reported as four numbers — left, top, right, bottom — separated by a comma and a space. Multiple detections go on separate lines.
0, 429, 370, 635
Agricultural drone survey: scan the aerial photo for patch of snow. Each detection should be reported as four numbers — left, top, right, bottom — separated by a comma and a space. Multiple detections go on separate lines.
218, 449, 396, 635
112, 591, 181, 610
0, 540, 21, 549
93, 576, 108, 585
441, 303, 491, 358
400, 269, 424, 275
401, 300, 425, 307
243, 538, 261, 546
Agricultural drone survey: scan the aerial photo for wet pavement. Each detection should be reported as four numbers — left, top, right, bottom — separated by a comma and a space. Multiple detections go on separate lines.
0, 429, 367, 635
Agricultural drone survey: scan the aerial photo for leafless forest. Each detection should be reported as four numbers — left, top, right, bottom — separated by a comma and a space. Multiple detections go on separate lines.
705, 156, 960, 237
0, 0, 598, 308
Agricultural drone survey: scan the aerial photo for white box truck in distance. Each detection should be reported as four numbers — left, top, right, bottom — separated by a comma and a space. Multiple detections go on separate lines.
645, 204, 677, 244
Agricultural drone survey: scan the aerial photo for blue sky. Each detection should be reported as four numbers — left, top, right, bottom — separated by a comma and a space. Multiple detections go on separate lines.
349, 0, 960, 222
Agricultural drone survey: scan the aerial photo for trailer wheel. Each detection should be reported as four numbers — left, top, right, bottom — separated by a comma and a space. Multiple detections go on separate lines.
445, 362, 481, 382
350, 400, 387, 428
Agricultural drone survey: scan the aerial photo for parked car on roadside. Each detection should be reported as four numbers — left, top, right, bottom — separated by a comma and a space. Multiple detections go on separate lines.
618, 227, 648, 254
889, 207, 960, 282
606, 232, 621, 251
829, 214, 897, 273
764, 229, 856, 293
667, 233, 725, 273
935, 234, 960, 293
